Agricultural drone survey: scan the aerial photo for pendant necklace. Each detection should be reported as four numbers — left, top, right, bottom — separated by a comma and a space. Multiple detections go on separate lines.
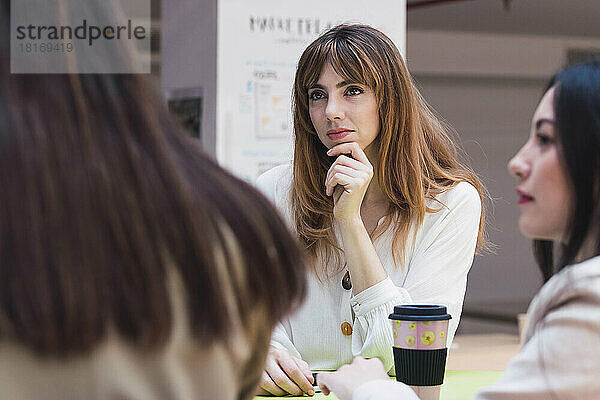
342, 269, 352, 290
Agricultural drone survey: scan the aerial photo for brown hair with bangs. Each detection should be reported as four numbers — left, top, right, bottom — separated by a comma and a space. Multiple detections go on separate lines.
0, 2, 305, 399
291, 24, 486, 278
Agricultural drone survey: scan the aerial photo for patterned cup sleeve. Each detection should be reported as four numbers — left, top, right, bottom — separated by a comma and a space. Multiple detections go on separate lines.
391, 320, 449, 350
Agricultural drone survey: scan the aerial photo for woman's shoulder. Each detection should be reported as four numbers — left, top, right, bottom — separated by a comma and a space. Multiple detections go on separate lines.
425, 181, 481, 217
541, 255, 600, 303
437, 181, 480, 204
409, 182, 481, 246
567, 255, 600, 282
255, 163, 293, 203
256, 163, 292, 182
479, 257, 600, 399
527, 255, 600, 332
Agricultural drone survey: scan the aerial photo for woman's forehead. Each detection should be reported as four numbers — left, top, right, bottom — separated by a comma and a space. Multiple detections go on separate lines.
533, 87, 556, 123
307, 58, 372, 88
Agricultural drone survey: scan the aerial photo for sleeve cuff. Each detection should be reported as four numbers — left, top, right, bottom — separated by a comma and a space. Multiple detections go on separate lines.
350, 277, 411, 316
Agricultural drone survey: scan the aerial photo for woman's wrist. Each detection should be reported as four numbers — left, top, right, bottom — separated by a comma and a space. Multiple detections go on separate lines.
335, 215, 364, 229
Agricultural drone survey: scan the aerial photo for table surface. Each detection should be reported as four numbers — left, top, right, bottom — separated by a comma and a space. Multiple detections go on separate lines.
446, 334, 520, 371
255, 334, 520, 399
254, 370, 504, 400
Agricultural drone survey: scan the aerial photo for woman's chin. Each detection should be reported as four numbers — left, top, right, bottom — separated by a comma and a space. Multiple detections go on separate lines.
518, 220, 561, 242
519, 219, 544, 240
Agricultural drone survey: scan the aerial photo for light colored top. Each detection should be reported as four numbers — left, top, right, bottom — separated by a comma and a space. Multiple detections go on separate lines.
352, 254, 600, 400
0, 335, 244, 400
255, 164, 481, 372
0, 270, 255, 400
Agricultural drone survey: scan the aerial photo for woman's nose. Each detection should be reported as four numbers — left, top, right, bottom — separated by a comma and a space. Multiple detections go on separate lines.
508, 151, 530, 180
325, 98, 344, 121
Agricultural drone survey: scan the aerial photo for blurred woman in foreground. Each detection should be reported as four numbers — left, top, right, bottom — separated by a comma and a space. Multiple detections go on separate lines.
0, 2, 306, 399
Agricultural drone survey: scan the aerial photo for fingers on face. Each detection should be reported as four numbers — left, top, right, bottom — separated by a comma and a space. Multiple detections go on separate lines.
326, 151, 372, 183
325, 164, 356, 195
328, 163, 359, 179
333, 185, 344, 202
332, 154, 365, 170
326, 172, 353, 196
325, 165, 372, 196
328, 142, 369, 164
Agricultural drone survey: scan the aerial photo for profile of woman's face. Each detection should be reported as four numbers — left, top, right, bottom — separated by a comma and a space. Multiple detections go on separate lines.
508, 87, 572, 242
307, 63, 380, 155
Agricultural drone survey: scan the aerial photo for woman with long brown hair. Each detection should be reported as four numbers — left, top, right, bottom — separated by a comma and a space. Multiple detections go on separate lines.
0, 1, 306, 399
256, 24, 485, 396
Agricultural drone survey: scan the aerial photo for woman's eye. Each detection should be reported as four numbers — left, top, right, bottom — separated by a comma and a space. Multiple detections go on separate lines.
536, 132, 554, 146
345, 86, 364, 96
309, 91, 326, 101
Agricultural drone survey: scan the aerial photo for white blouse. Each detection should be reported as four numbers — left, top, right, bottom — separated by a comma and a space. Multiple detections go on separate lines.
256, 164, 481, 373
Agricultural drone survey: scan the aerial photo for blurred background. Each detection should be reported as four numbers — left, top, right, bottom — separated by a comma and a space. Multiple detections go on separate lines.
143, 0, 600, 335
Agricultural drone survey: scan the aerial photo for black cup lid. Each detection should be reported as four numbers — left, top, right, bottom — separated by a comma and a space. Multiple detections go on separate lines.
389, 305, 451, 321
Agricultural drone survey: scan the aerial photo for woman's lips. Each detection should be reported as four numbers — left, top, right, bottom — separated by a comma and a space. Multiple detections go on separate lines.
518, 196, 533, 205
517, 189, 534, 204
327, 129, 352, 141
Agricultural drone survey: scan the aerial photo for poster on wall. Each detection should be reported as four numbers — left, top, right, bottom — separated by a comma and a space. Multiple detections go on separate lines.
166, 87, 203, 139
217, 0, 406, 181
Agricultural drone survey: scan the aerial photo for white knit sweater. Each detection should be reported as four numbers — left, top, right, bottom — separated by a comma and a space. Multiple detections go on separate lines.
255, 164, 481, 373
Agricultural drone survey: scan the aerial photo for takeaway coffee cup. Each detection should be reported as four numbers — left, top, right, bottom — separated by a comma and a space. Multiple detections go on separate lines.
389, 305, 451, 397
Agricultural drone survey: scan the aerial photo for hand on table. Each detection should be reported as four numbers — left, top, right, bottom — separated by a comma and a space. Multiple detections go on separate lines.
317, 357, 388, 400
257, 347, 315, 396
325, 143, 373, 222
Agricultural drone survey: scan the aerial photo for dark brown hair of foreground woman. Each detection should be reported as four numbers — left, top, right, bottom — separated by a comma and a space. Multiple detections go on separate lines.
0, 3, 305, 400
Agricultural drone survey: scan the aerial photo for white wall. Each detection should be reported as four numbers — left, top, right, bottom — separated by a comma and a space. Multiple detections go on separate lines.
407, 29, 600, 78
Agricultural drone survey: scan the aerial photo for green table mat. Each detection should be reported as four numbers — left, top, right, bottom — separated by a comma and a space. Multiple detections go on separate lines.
254, 370, 503, 399
441, 371, 502, 400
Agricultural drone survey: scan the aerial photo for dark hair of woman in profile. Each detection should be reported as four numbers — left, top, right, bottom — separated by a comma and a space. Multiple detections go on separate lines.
533, 61, 600, 282
0, 3, 305, 399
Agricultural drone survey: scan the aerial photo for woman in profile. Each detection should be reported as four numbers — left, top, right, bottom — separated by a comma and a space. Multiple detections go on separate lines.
317, 61, 600, 400
0, 2, 306, 399
256, 24, 486, 396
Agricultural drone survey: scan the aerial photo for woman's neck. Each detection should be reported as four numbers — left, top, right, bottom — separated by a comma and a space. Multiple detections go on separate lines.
576, 229, 600, 263
364, 180, 386, 206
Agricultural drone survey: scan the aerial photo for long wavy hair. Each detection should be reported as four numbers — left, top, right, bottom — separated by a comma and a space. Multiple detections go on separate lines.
533, 61, 600, 282
291, 24, 486, 279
